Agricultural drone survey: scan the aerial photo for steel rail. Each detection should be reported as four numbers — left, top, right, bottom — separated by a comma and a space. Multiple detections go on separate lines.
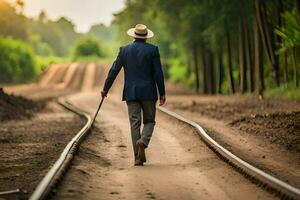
158, 106, 300, 200
29, 98, 300, 199
29, 99, 93, 200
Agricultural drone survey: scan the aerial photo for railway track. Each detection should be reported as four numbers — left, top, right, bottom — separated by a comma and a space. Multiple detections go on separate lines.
19, 62, 299, 200
158, 107, 300, 200
29, 99, 92, 200
27, 98, 300, 200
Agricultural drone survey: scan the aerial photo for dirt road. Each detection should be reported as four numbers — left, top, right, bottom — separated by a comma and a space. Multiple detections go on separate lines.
2, 62, 293, 199
0, 62, 104, 198
40, 63, 275, 199
51, 91, 274, 200
166, 95, 300, 188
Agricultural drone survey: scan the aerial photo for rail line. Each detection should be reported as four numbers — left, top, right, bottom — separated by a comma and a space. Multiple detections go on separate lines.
29, 101, 300, 200
29, 99, 93, 200
158, 107, 300, 200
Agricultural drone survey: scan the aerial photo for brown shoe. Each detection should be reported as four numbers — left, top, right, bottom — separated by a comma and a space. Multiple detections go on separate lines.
134, 159, 143, 166
137, 139, 146, 163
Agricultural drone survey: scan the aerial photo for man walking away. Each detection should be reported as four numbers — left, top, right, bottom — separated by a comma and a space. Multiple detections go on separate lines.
101, 24, 166, 166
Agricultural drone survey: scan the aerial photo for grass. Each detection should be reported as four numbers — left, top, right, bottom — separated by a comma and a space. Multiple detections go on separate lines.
36, 56, 70, 72
265, 85, 300, 100
37, 55, 114, 71
72, 55, 114, 63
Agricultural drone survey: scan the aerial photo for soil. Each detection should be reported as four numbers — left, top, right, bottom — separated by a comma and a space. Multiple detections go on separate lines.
1, 62, 298, 199
0, 102, 86, 199
167, 96, 300, 153
0, 88, 44, 121
51, 91, 275, 200
166, 95, 300, 188
230, 111, 300, 152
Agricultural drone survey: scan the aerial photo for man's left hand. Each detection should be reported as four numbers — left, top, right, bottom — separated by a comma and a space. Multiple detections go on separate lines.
101, 90, 107, 98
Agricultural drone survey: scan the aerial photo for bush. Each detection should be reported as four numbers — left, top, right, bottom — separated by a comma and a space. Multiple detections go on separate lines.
72, 37, 102, 59
265, 85, 300, 100
167, 58, 195, 87
36, 56, 68, 72
0, 37, 38, 83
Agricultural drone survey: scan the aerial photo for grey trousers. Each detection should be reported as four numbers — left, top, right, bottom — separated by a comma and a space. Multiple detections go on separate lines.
126, 101, 156, 161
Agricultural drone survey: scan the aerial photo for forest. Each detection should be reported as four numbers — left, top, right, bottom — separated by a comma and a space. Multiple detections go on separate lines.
114, 0, 300, 98
1, 0, 300, 98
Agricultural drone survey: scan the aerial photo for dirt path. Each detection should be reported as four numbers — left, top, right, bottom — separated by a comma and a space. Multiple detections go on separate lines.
0, 62, 99, 199
3, 62, 296, 199
0, 102, 86, 198
51, 91, 275, 200
166, 95, 300, 188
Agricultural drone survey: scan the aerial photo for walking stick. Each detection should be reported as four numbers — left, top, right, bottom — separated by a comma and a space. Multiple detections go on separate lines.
91, 96, 104, 127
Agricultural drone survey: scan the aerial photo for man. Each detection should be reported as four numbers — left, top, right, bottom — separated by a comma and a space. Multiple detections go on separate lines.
101, 24, 166, 166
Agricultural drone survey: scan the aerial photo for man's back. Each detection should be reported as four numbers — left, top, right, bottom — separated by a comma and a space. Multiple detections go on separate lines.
103, 39, 165, 101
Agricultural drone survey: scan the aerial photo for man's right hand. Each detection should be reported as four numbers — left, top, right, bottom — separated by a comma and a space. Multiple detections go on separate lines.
101, 90, 107, 98
159, 95, 166, 106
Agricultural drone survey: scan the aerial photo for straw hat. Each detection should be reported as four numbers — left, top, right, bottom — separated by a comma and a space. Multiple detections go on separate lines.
127, 24, 154, 39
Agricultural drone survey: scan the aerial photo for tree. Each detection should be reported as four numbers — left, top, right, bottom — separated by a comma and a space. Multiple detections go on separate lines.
72, 37, 102, 58
114, 0, 300, 95
255, 0, 280, 86
275, 10, 300, 87
0, 1, 28, 39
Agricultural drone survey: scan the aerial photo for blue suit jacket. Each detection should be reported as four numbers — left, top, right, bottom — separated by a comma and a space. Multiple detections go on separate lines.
103, 40, 165, 101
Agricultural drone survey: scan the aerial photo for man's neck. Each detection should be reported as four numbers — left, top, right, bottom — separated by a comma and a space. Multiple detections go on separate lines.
134, 38, 146, 42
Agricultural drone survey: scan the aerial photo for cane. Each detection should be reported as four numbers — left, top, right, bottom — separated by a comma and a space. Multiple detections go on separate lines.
91, 96, 104, 127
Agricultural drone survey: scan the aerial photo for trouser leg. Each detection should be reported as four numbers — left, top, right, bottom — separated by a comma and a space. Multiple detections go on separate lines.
126, 101, 142, 161
140, 101, 156, 147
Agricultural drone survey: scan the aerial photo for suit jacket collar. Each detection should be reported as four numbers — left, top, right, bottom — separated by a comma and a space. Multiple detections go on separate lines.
134, 39, 146, 43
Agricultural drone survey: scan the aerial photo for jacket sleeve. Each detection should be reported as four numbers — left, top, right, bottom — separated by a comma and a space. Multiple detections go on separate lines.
103, 47, 123, 93
152, 46, 166, 97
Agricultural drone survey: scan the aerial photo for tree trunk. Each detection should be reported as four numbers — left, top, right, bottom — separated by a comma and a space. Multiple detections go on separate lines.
283, 52, 288, 84
225, 21, 235, 93
244, 15, 254, 93
292, 47, 299, 87
215, 51, 222, 93
295, 0, 300, 23
254, 15, 264, 96
255, 0, 280, 86
238, 17, 247, 93
201, 45, 209, 94
206, 50, 215, 94
280, 0, 288, 85
193, 44, 200, 93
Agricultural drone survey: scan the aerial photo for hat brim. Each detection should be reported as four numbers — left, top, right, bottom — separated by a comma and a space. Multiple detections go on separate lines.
127, 28, 154, 39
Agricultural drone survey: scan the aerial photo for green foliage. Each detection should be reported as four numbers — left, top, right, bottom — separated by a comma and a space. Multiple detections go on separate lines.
36, 56, 68, 72
28, 34, 54, 56
114, 0, 300, 96
0, 1, 118, 83
0, 1, 81, 57
265, 85, 300, 100
0, 1, 28, 39
28, 15, 77, 56
0, 37, 37, 83
167, 59, 194, 87
88, 23, 117, 43
72, 37, 103, 59
87, 23, 119, 57
275, 10, 300, 53
168, 59, 188, 83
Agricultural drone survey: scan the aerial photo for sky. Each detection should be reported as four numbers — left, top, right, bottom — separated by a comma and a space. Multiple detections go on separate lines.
14, 0, 125, 33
